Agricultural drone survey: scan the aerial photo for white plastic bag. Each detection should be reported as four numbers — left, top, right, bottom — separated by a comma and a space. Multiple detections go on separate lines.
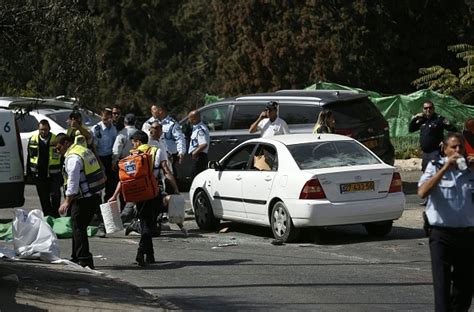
99, 201, 123, 233
168, 194, 185, 224
12, 208, 60, 261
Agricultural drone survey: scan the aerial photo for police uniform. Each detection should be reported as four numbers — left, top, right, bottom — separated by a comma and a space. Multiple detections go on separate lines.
418, 157, 474, 311
188, 121, 210, 178
160, 115, 186, 176
92, 121, 118, 201
141, 116, 160, 134
27, 133, 62, 218
409, 113, 457, 171
63, 143, 105, 268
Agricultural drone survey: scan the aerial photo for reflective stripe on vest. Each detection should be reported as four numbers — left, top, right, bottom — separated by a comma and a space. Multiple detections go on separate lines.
28, 133, 62, 176
64, 144, 105, 197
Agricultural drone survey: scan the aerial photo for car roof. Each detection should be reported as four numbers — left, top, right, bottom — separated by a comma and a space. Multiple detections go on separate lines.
206, 89, 367, 106
0, 97, 76, 110
248, 133, 356, 145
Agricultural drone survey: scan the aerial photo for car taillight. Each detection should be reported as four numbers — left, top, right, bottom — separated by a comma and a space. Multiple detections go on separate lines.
335, 129, 353, 137
389, 172, 402, 193
300, 179, 326, 199
383, 121, 389, 132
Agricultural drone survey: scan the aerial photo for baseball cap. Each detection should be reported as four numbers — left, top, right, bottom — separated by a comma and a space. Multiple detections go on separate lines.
265, 101, 279, 110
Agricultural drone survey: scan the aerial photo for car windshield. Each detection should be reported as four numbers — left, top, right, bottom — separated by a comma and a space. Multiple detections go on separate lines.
46, 110, 100, 129
288, 140, 380, 170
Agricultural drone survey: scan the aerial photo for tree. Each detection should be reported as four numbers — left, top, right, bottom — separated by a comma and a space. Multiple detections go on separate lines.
412, 44, 474, 104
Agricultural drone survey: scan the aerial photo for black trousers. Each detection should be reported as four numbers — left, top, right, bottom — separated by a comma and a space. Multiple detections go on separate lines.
136, 194, 163, 256
429, 227, 474, 312
71, 194, 101, 265
99, 155, 117, 202
34, 175, 62, 218
191, 153, 208, 179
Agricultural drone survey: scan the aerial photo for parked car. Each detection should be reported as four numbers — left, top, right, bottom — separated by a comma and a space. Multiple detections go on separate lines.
177, 90, 395, 190
189, 133, 405, 242
0, 97, 101, 176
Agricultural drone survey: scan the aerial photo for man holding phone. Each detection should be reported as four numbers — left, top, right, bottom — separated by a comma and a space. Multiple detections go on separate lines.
249, 101, 290, 137
409, 100, 457, 173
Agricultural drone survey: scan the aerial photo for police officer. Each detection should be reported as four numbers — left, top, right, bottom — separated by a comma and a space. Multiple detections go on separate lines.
409, 100, 457, 172
27, 120, 62, 218
141, 104, 161, 134
56, 134, 105, 269
188, 110, 210, 178
155, 104, 186, 177
418, 132, 474, 312
92, 108, 117, 201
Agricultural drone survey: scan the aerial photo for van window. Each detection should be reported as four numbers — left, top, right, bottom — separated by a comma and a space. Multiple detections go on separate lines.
230, 104, 266, 129
326, 99, 382, 124
279, 105, 320, 124
201, 106, 229, 131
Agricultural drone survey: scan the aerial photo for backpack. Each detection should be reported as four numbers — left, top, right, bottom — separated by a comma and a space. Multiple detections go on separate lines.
118, 150, 158, 202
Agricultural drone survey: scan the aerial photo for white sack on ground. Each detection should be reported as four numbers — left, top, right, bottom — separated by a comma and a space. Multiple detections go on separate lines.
12, 208, 60, 261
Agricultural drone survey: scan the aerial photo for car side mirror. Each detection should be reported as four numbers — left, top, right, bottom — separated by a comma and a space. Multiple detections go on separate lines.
208, 160, 222, 171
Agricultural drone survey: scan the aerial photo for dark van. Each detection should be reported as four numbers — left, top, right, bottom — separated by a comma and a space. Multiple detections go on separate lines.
177, 90, 395, 189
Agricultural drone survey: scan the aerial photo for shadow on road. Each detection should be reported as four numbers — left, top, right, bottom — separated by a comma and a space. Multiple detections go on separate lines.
101, 258, 252, 271
205, 222, 426, 246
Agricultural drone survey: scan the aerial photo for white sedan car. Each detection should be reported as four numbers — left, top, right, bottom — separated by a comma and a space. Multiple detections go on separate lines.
190, 134, 405, 242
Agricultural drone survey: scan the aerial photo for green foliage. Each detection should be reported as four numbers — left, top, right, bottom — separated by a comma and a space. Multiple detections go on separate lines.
392, 136, 421, 159
1, 0, 473, 117
412, 44, 474, 104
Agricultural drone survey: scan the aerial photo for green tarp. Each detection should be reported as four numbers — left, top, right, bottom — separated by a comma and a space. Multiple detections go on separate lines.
1, 217, 98, 240
306, 82, 474, 138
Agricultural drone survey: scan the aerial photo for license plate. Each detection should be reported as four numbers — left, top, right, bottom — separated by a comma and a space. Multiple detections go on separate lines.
340, 181, 375, 193
363, 139, 378, 149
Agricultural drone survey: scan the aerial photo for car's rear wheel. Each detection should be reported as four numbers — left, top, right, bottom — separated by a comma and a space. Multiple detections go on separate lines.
271, 201, 299, 243
193, 190, 220, 231
364, 220, 393, 236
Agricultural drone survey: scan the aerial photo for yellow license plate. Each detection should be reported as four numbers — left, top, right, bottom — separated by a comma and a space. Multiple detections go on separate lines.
340, 181, 375, 193
363, 139, 378, 149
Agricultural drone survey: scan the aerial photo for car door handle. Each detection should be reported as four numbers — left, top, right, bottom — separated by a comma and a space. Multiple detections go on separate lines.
235, 175, 242, 181
264, 176, 273, 182
226, 138, 239, 143
210, 139, 221, 144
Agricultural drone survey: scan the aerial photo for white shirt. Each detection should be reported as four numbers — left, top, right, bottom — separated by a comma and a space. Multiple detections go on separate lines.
257, 117, 290, 137
112, 126, 137, 163
64, 154, 99, 197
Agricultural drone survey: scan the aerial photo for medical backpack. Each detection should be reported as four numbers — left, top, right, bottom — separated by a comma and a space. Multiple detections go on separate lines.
118, 150, 158, 202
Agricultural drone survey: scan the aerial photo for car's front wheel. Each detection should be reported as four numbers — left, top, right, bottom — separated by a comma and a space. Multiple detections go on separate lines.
270, 201, 299, 243
193, 190, 220, 231
364, 220, 393, 237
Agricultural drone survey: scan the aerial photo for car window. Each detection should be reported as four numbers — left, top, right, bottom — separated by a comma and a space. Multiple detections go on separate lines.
326, 98, 382, 124
279, 105, 320, 124
251, 144, 278, 171
201, 106, 229, 132
230, 104, 266, 129
288, 140, 380, 170
15, 114, 38, 133
221, 144, 256, 170
46, 110, 100, 129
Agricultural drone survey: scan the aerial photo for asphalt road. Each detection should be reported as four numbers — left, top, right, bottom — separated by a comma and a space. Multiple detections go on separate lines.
1, 171, 442, 311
